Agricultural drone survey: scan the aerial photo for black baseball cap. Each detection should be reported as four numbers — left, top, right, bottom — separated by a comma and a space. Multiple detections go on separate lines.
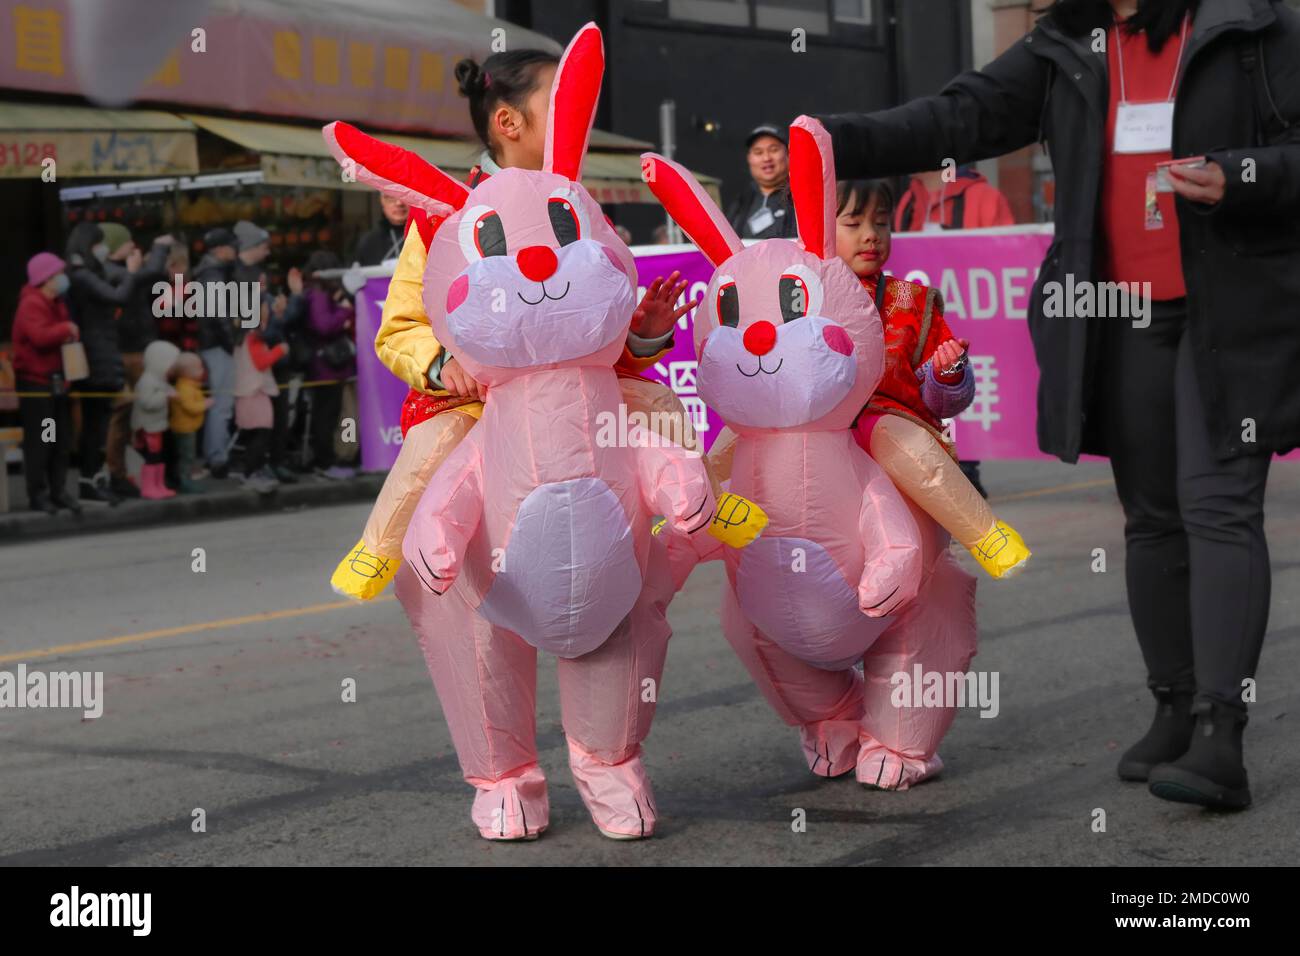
203, 227, 237, 250
745, 123, 787, 148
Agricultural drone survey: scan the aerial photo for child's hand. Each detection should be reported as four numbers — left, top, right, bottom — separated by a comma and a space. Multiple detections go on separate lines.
932, 338, 970, 383
440, 357, 485, 401
632, 271, 698, 340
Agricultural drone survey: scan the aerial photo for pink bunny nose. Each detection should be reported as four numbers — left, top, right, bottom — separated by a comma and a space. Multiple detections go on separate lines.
518, 245, 558, 282
822, 325, 853, 356
743, 321, 777, 356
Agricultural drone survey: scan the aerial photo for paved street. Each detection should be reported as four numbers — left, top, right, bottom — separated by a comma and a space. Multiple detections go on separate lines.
1, 459, 1298, 866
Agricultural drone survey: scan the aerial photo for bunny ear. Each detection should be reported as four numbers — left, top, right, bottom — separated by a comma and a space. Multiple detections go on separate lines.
788, 115, 836, 260
323, 121, 469, 218
640, 152, 743, 267
543, 22, 603, 181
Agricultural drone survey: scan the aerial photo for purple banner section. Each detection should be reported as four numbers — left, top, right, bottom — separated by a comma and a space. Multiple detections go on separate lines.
353, 278, 412, 472
358, 226, 1300, 470
631, 227, 1058, 458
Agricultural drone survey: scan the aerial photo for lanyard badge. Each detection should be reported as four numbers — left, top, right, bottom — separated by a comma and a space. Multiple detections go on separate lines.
1112, 15, 1189, 155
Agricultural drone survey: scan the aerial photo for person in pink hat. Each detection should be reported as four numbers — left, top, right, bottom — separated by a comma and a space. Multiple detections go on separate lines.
11, 252, 81, 514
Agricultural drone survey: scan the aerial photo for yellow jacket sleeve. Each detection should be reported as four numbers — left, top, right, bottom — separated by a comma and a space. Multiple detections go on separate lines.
375, 226, 444, 395
616, 344, 669, 374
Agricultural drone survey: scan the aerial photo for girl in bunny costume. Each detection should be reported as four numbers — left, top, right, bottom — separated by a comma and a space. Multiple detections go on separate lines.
328, 40, 764, 603
643, 117, 978, 790
322, 25, 716, 840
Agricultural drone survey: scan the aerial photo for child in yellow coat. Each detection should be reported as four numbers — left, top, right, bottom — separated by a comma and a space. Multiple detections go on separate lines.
169, 351, 212, 494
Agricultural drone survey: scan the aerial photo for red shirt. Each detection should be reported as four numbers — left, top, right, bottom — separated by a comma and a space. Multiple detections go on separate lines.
1100, 18, 1188, 300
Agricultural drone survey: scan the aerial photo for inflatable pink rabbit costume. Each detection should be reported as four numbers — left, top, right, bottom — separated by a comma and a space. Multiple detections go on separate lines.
324, 24, 714, 839
642, 116, 977, 790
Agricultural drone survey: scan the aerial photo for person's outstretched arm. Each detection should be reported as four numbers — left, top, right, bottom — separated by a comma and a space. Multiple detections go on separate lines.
818, 33, 1048, 180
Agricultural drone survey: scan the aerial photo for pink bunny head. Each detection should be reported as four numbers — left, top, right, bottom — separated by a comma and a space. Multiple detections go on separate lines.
642, 116, 883, 435
323, 23, 637, 388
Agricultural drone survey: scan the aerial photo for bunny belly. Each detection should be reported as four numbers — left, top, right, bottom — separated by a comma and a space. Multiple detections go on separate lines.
477, 477, 642, 659
731, 535, 887, 670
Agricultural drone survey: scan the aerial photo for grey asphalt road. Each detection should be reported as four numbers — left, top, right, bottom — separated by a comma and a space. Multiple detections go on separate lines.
1, 459, 1297, 866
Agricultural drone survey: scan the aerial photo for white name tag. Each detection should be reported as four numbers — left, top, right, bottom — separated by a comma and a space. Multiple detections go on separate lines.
1114, 101, 1175, 154
747, 205, 775, 235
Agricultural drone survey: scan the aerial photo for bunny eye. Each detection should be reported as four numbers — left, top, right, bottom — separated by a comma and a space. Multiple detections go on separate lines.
459, 205, 507, 261
779, 265, 823, 322
715, 278, 739, 329
547, 188, 584, 246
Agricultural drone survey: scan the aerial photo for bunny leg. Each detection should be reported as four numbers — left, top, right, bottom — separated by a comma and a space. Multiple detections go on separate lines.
557, 540, 675, 839
868, 415, 1031, 580
721, 582, 863, 778
621, 377, 767, 549
857, 551, 978, 791
331, 410, 479, 601
395, 564, 549, 840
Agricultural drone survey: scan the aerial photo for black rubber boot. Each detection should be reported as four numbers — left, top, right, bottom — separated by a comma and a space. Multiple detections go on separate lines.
1148, 700, 1251, 811
1117, 685, 1195, 782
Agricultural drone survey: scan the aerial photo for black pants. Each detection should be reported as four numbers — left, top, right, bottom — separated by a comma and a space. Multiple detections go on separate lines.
78, 393, 115, 478
17, 379, 71, 501
310, 382, 343, 469
1096, 300, 1271, 711
269, 385, 290, 468
243, 428, 271, 476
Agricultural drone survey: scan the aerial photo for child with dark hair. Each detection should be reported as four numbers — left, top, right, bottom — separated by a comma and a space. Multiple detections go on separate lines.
834, 178, 1031, 579
330, 43, 766, 600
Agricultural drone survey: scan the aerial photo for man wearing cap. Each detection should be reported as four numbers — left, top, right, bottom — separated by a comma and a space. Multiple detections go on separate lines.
195, 227, 238, 477
11, 252, 80, 514
725, 124, 797, 241
232, 220, 271, 286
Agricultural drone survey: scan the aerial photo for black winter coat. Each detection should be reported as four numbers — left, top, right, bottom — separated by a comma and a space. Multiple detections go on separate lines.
192, 253, 235, 354
820, 0, 1300, 461
67, 258, 139, 390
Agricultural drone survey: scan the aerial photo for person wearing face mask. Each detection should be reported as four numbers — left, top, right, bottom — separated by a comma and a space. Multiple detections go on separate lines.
12, 253, 81, 514
64, 221, 144, 505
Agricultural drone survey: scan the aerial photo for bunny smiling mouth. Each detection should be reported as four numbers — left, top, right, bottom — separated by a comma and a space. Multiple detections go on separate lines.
517, 281, 572, 306
737, 357, 784, 378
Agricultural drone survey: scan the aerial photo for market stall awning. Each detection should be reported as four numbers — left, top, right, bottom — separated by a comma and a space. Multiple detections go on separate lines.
184, 113, 721, 205
0, 102, 198, 179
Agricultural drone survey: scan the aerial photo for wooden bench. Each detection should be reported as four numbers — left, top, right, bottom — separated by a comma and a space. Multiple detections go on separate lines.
0, 426, 22, 513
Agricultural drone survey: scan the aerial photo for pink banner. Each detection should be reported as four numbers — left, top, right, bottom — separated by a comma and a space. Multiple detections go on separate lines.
353, 226, 1061, 470
633, 226, 1057, 458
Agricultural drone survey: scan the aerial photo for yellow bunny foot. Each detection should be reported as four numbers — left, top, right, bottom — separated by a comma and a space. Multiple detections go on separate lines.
967, 520, 1031, 579
708, 492, 769, 549
331, 538, 401, 601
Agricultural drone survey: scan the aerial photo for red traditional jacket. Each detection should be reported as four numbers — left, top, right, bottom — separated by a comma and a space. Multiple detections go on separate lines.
860, 273, 956, 435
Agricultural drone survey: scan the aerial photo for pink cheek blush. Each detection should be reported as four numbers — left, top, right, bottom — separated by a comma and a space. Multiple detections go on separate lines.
823, 325, 853, 356
602, 245, 628, 278
446, 274, 469, 314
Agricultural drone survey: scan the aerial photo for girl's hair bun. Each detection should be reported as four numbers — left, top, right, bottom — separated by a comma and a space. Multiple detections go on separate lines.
454, 58, 485, 99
